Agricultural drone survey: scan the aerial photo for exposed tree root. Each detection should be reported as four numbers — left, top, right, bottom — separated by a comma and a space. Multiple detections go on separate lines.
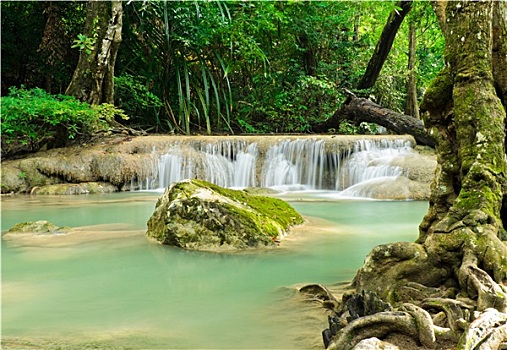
459, 249, 507, 313
316, 239, 506, 349
326, 311, 418, 350
458, 308, 507, 350
320, 288, 507, 350
398, 303, 436, 348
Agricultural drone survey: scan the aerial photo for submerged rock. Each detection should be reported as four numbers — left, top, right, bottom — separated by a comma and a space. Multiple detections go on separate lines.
6, 220, 71, 235
30, 182, 118, 195
146, 179, 303, 251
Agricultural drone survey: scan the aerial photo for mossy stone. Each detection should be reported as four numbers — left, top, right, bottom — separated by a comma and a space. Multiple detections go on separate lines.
146, 179, 303, 251
7, 220, 71, 235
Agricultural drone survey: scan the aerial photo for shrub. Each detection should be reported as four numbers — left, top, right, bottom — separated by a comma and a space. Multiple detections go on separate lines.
114, 74, 162, 128
1, 86, 127, 150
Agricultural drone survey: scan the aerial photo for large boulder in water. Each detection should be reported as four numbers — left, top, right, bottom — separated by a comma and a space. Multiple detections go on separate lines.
146, 179, 304, 251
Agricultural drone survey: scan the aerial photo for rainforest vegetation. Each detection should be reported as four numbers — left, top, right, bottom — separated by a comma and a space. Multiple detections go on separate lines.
1, 0, 444, 149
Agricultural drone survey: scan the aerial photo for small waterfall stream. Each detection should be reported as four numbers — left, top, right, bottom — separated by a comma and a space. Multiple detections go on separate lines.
133, 136, 416, 198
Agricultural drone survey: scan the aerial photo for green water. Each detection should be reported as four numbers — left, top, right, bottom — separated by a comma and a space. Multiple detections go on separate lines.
1, 193, 428, 349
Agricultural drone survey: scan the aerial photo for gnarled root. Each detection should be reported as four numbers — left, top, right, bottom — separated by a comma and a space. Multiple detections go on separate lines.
398, 303, 436, 348
458, 308, 507, 350
323, 290, 507, 349
422, 297, 475, 332
326, 311, 417, 350
324, 291, 440, 350
458, 250, 507, 312
298, 283, 340, 311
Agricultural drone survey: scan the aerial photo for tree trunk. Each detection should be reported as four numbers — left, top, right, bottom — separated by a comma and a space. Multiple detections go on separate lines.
297, 33, 317, 77
65, 0, 122, 105
329, 93, 434, 147
322, 1, 507, 349
492, 0, 507, 110
405, 21, 420, 119
37, 1, 69, 94
353, 13, 360, 42
356, 0, 413, 90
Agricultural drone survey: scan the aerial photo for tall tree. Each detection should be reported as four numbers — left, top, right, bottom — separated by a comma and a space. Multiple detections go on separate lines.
324, 1, 507, 348
38, 2, 71, 94
66, 0, 122, 105
356, 0, 412, 90
404, 19, 419, 119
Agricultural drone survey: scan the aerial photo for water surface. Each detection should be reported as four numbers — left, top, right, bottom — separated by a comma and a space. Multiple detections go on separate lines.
1, 193, 428, 349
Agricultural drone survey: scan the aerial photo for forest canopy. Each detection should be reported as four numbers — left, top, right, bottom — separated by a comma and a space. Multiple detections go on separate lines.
1, 0, 444, 136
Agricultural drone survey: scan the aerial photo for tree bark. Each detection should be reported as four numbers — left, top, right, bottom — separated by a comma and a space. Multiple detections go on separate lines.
356, 0, 413, 90
297, 33, 317, 77
353, 13, 360, 42
405, 21, 420, 119
65, 0, 122, 105
430, 0, 447, 33
492, 0, 507, 110
334, 93, 434, 147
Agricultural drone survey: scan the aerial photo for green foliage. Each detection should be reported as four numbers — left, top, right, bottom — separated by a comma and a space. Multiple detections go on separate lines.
238, 74, 339, 133
370, 1, 444, 112
2, 1, 446, 136
71, 33, 95, 54
338, 121, 358, 135
114, 74, 162, 127
1, 87, 126, 149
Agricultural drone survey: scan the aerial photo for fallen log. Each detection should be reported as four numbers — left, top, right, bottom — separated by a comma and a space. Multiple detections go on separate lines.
315, 93, 435, 147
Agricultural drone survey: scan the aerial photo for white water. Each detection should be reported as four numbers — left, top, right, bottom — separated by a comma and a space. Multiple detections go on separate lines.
135, 137, 414, 197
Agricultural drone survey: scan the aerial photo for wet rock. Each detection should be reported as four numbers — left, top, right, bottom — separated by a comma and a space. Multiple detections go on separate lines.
31, 182, 118, 195
6, 220, 70, 235
146, 179, 303, 251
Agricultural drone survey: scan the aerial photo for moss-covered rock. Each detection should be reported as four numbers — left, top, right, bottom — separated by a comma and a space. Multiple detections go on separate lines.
146, 179, 303, 251
6, 220, 71, 235
31, 182, 118, 195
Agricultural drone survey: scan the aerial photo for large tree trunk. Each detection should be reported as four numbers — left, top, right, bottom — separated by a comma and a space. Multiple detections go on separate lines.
356, 0, 412, 90
65, 0, 122, 105
321, 1, 507, 349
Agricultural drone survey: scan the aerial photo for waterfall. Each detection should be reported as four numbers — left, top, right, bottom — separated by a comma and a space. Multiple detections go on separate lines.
261, 139, 326, 190
138, 136, 415, 197
339, 139, 412, 188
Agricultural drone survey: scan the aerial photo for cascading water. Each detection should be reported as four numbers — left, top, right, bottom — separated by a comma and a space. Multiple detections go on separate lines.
261, 139, 326, 190
139, 136, 416, 198
336, 139, 413, 198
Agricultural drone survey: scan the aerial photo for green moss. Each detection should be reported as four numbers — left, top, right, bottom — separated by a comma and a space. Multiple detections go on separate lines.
192, 179, 304, 229
420, 67, 452, 115
7, 220, 70, 234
